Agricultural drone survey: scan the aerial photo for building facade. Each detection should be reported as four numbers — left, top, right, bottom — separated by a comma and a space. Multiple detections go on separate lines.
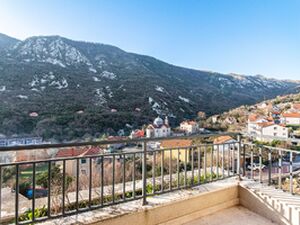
146, 116, 171, 138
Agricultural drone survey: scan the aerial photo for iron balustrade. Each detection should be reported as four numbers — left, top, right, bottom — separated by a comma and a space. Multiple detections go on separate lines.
0, 133, 240, 224
242, 143, 300, 195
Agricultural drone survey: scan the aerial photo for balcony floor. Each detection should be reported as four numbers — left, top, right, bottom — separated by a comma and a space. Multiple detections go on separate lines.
185, 206, 275, 225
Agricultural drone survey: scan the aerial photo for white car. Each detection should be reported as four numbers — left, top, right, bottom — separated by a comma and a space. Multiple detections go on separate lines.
247, 163, 266, 171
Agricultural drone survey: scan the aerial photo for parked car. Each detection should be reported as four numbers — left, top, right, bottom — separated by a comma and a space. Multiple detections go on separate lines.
247, 163, 266, 171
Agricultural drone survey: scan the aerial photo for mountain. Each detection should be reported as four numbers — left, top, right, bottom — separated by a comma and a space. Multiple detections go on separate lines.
0, 33, 299, 141
0, 33, 19, 50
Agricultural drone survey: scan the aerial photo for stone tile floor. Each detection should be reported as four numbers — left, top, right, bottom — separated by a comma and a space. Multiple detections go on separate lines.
184, 206, 276, 225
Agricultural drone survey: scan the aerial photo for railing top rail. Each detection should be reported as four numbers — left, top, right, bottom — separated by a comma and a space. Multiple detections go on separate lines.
243, 142, 300, 154
0, 132, 240, 152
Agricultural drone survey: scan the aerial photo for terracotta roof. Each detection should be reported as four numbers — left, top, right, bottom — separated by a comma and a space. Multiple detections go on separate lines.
282, 112, 300, 118
213, 136, 235, 144
256, 122, 285, 128
55, 148, 87, 158
84, 147, 102, 156
56, 146, 102, 158
160, 139, 193, 149
132, 129, 144, 137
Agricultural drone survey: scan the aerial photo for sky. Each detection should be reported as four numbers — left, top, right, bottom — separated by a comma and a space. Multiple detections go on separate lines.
0, 0, 299, 80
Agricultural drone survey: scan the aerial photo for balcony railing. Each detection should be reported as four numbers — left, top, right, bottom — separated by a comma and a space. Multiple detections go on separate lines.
5, 132, 299, 224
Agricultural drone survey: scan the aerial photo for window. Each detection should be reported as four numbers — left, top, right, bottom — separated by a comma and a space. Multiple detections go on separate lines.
81, 159, 87, 164
274, 127, 277, 130
273, 133, 277, 136
81, 169, 87, 175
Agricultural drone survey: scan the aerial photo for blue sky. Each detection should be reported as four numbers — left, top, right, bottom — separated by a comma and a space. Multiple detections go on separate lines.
0, 0, 299, 80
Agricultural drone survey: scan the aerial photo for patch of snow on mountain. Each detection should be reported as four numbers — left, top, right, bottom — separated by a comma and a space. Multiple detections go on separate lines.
106, 86, 113, 98
44, 58, 66, 68
93, 77, 101, 82
155, 86, 165, 93
100, 71, 116, 79
0, 86, 6, 92
95, 88, 107, 106
179, 96, 190, 103
49, 78, 68, 89
148, 97, 154, 104
148, 97, 162, 114
17, 95, 28, 99
89, 68, 97, 73
96, 59, 106, 69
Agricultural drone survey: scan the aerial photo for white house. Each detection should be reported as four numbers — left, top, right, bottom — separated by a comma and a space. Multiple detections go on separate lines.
247, 114, 269, 136
180, 121, 199, 135
282, 113, 300, 125
247, 114, 288, 141
146, 116, 171, 138
255, 123, 288, 141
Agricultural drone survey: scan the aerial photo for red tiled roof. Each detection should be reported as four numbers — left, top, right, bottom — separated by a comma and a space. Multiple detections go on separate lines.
213, 136, 235, 144
55, 148, 87, 158
282, 113, 300, 118
84, 147, 102, 156
161, 139, 193, 149
56, 146, 103, 158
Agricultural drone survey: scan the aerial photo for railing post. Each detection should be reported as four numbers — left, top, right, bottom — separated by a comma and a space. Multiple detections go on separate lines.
243, 144, 246, 177
278, 150, 282, 190
290, 152, 293, 195
259, 147, 262, 183
142, 140, 148, 205
268, 149, 272, 186
237, 135, 241, 180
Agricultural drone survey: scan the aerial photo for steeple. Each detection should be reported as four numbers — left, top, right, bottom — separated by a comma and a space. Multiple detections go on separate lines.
165, 116, 169, 126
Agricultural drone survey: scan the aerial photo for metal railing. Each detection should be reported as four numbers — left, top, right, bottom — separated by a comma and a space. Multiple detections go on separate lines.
242, 142, 300, 194
0, 133, 241, 224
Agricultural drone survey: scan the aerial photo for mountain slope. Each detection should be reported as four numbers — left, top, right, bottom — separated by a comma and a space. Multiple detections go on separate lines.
0, 33, 298, 141
0, 33, 19, 50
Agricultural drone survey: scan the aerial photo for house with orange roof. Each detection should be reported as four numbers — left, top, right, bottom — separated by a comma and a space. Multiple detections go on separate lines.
247, 114, 268, 136
55, 146, 102, 176
213, 135, 237, 153
251, 122, 288, 141
160, 139, 193, 162
282, 112, 300, 125
248, 113, 289, 141
180, 120, 199, 135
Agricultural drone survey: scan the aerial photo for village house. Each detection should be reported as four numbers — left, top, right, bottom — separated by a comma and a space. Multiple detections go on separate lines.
247, 114, 288, 141
213, 136, 237, 152
281, 112, 300, 125
247, 114, 271, 136
130, 129, 145, 139
146, 116, 171, 138
55, 147, 102, 176
180, 120, 199, 135
255, 122, 288, 141
160, 139, 193, 163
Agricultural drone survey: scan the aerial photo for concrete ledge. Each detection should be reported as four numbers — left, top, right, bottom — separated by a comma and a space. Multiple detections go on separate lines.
92, 185, 239, 225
